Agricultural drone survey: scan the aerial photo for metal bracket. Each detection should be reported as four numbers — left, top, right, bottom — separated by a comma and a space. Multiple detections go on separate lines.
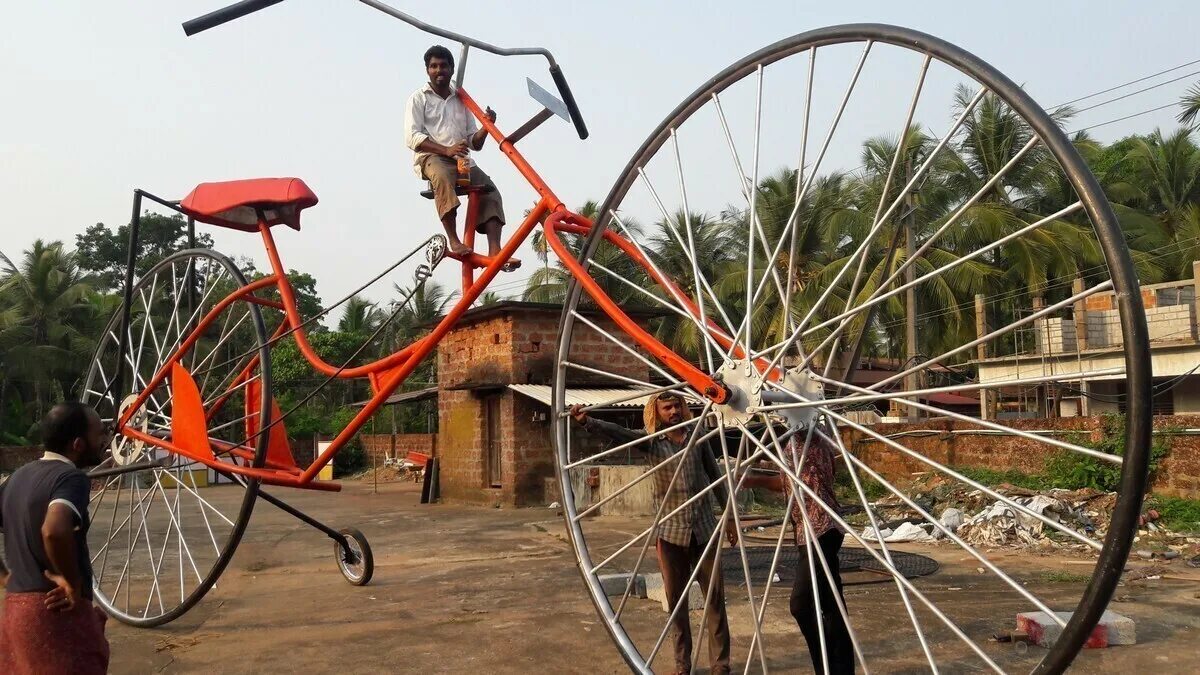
506, 107, 554, 145
527, 78, 571, 121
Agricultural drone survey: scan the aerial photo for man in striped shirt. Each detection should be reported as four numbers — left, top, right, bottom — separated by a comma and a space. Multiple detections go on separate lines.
572, 393, 735, 675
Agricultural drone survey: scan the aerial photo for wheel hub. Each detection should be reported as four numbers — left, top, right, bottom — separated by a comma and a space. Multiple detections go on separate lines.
712, 359, 763, 427
713, 362, 824, 430
773, 367, 825, 430
113, 394, 150, 466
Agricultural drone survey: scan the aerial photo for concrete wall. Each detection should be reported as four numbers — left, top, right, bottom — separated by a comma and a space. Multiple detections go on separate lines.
1174, 378, 1200, 415
1, 446, 41, 472
842, 414, 1200, 499
1036, 317, 1077, 353
595, 465, 657, 516
1146, 304, 1195, 342
359, 433, 437, 464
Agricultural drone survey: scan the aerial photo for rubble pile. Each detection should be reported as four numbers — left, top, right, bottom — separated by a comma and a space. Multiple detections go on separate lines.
859, 475, 1198, 557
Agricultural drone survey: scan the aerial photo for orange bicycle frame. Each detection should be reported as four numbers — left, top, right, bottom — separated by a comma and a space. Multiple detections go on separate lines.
116, 86, 734, 490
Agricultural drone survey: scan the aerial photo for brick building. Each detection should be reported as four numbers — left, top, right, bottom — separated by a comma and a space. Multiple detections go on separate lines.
974, 269, 1200, 419
432, 301, 662, 506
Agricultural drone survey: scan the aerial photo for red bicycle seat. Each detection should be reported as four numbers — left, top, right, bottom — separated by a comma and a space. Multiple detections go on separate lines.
180, 177, 318, 232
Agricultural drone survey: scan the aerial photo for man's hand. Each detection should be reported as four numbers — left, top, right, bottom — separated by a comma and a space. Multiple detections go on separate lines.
568, 404, 588, 424
43, 570, 79, 612
1, 569, 9, 590
484, 106, 497, 123
444, 140, 470, 158
725, 520, 739, 547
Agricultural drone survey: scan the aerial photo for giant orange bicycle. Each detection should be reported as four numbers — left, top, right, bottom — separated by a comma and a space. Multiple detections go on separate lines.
81, 1, 1153, 673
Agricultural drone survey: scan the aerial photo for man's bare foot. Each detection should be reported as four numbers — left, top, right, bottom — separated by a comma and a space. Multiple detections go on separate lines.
499, 256, 522, 272
448, 242, 472, 256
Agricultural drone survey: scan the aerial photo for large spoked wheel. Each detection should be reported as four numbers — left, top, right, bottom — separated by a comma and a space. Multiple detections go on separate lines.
81, 248, 272, 627
553, 25, 1150, 674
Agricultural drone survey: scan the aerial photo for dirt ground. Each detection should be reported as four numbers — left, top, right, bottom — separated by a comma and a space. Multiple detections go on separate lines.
79, 481, 1199, 673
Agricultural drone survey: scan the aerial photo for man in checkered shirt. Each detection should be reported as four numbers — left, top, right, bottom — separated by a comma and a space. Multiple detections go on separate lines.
571, 393, 735, 675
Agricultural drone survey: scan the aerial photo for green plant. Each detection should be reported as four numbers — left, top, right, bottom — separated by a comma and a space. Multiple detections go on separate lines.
1147, 495, 1200, 532
953, 466, 1047, 491
1043, 415, 1172, 492
1040, 570, 1090, 584
833, 467, 888, 502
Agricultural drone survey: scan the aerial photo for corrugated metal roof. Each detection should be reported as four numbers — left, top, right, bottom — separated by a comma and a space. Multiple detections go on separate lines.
355, 386, 439, 407
508, 384, 658, 409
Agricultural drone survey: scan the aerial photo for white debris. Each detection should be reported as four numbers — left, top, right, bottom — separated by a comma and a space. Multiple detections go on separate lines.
939, 508, 965, 532
861, 521, 935, 542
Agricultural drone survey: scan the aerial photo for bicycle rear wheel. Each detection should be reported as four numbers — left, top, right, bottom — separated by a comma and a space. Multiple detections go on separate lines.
553, 24, 1150, 674
81, 248, 271, 626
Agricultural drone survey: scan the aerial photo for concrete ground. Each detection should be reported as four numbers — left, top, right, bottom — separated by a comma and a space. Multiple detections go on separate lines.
87, 481, 1198, 674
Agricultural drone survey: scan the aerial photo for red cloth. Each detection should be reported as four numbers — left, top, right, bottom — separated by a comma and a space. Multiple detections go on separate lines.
0, 592, 109, 674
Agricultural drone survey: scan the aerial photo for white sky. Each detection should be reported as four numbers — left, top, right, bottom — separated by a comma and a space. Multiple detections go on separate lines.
2, 1, 1196, 312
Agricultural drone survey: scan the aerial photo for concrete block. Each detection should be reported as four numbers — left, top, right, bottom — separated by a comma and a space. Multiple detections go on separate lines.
1016, 610, 1135, 648
644, 573, 705, 612
598, 573, 646, 598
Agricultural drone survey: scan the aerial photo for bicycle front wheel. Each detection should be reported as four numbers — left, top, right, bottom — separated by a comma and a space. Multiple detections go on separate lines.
553, 24, 1150, 674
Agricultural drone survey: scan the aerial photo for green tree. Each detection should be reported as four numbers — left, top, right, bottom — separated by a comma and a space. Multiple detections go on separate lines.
1178, 83, 1200, 129
0, 241, 101, 432
74, 213, 214, 292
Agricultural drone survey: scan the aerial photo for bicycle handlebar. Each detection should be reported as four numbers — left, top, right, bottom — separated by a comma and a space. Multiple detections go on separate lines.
182, 0, 588, 139
549, 65, 588, 140
182, 0, 284, 36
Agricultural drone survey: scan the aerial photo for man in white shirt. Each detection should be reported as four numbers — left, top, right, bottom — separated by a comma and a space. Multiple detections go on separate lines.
404, 45, 519, 270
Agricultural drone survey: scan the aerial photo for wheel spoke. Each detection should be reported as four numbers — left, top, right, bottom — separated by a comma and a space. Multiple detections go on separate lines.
744, 428, 1005, 673
815, 426, 1068, 627
554, 29, 1150, 672
671, 129, 717, 372
823, 408, 1101, 549
83, 250, 264, 624
762, 85, 990, 378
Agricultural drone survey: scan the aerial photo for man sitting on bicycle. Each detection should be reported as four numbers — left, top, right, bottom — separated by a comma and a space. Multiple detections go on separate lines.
404, 45, 519, 270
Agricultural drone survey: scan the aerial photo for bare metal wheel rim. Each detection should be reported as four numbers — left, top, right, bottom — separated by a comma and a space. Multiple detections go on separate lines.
81, 248, 271, 627
553, 24, 1150, 675
335, 527, 373, 586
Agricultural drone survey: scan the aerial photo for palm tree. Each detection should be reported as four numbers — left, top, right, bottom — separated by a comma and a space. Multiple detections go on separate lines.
475, 291, 505, 307
387, 280, 455, 387
338, 295, 383, 335
0, 241, 99, 427
523, 201, 649, 305
1178, 83, 1200, 129
1125, 128, 1200, 278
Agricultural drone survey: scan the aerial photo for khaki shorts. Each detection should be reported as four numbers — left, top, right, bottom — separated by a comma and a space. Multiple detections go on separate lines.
420, 155, 505, 233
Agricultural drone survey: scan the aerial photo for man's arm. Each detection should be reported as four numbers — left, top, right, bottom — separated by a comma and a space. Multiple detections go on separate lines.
0, 481, 7, 588
41, 501, 83, 610
699, 439, 731, 508
469, 107, 496, 151
404, 92, 467, 158
569, 405, 643, 444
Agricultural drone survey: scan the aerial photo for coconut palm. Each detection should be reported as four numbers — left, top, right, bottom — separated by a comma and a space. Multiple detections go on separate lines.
523, 201, 648, 305
1178, 83, 1200, 129
1125, 128, 1200, 278
338, 295, 384, 335
0, 241, 99, 426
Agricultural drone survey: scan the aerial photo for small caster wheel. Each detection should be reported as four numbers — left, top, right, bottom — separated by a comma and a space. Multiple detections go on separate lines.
334, 527, 373, 586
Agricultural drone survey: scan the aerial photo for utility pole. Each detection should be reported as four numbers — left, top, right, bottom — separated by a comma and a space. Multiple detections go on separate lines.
903, 158, 920, 421
885, 159, 920, 421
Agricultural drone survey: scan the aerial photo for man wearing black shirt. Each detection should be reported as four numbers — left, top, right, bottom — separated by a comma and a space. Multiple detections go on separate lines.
1, 401, 109, 674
